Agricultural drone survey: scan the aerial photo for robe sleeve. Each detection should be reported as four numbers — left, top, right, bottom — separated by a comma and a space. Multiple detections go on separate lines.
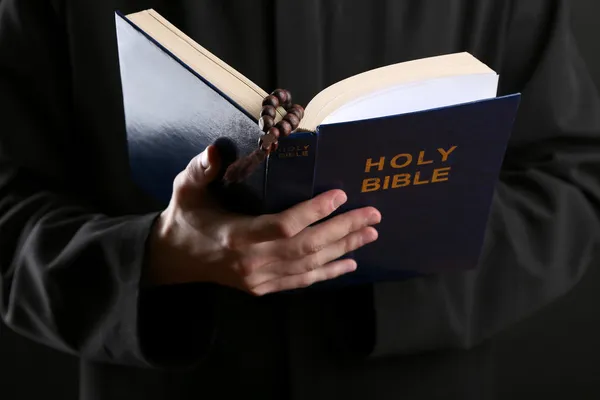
370, 0, 600, 357
0, 0, 217, 368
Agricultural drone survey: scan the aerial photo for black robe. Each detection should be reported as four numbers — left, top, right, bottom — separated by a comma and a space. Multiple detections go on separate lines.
1, 0, 599, 399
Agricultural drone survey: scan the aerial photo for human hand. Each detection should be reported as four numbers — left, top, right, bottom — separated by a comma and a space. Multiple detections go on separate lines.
147, 145, 381, 295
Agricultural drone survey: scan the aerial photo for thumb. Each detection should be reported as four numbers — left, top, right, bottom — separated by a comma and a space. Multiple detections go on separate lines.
175, 145, 222, 199
186, 145, 222, 187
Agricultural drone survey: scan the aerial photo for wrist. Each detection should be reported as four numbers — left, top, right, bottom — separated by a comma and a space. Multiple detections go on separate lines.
144, 210, 187, 286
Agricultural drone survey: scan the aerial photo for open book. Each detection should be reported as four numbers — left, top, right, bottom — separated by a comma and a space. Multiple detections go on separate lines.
115, 9, 521, 285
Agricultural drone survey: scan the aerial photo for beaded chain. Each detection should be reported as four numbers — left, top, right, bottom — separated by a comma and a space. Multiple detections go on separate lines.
223, 89, 305, 184
257, 89, 305, 152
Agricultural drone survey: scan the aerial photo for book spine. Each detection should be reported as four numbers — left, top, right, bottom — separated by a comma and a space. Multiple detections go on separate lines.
264, 133, 317, 213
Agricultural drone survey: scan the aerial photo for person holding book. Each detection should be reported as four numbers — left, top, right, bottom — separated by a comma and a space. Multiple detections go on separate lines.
1, 0, 599, 400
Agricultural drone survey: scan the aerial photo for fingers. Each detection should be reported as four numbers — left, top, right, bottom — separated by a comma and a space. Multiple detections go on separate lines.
255, 224, 377, 283
250, 225, 378, 288
229, 189, 349, 246
277, 206, 381, 260
251, 258, 358, 296
282, 226, 378, 276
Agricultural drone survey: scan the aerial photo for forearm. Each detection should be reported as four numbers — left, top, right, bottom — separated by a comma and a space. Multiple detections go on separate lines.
0, 166, 217, 367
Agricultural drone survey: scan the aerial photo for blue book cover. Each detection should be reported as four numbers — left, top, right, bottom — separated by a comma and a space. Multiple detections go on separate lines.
311, 96, 520, 276
115, 10, 267, 215
114, 11, 521, 285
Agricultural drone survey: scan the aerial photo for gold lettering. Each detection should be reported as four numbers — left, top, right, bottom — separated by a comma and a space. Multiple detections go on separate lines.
361, 178, 381, 193
438, 146, 458, 162
360, 147, 456, 192
390, 154, 412, 169
432, 167, 451, 182
364, 157, 386, 173
417, 151, 434, 165
383, 175, 391, 190
413, 171, 429, 185
391, 174, 411, 188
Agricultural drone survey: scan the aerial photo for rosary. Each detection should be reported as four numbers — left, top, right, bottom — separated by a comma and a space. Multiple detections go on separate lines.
223, 88, 304, 184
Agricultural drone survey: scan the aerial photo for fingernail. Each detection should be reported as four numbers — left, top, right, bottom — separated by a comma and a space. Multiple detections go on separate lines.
200, 148, 209, 169
367, 212, 381, 225
333, 193, 347, 209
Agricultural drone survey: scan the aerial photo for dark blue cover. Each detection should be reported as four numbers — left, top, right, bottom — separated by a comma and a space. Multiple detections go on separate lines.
264, 132, 318, 213
312, 95, 521, 274
114, 11, 521, 284
115, 12, 266, 213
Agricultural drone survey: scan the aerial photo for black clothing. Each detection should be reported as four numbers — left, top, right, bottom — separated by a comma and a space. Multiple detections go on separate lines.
1, 0, 599, 399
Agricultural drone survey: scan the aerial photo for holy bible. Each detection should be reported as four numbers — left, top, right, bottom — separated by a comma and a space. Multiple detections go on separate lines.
114, 9, 521, 285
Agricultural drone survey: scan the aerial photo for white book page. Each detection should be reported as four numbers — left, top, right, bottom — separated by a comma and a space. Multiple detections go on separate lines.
320, 73, 499, 125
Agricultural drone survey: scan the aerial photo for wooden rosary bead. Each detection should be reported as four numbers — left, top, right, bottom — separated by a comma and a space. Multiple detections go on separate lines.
276, 120, 292, 136
287, 104, 304, 119
262, 95, 280, 108
281, 89, 292, 109
258, 115, 275, 132
222, 87, 305, 184
285, 109, 299, 121
260, 105, 276, 119
283, 112, 300, 130
267, 126, 281, 139
260, 131, 278, 151
271, 89, 289, 106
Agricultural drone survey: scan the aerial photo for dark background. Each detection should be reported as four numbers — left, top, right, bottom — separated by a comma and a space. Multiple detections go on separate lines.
1, 1, 600, 399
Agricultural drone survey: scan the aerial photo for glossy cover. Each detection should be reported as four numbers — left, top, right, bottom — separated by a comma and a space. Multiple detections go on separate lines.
115, 12, 266, 213
313, 94, 521, 274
